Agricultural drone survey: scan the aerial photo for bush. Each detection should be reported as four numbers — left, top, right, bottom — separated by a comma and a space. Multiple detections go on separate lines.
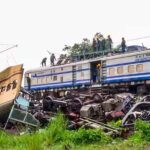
135, 120, 150, 141
65, 128, 112, 145
43, 113, 67, 146
0, 113, 118, 149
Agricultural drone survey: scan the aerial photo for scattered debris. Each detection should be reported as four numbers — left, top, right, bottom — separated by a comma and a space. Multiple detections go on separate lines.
1, 81, 150, 137
122, 102, 150, 126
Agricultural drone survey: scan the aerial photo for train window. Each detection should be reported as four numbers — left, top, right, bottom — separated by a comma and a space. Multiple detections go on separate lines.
46, 77, 51, 83
117, 66, 123, 74
35, 78, 38, 84
37, 78, 39, 84
136, 64, 143, 72
60, 77, 63, 82
40, 78, 43, 84
46, 77, 48, 83
78, 65, 82, 70
109, 68, 115, 76
31, 78, 37, 85
41, 77, 46, 84
53, 76, 57, 81
128, 65, 135, 73
53, 69, 55, 73
44, 77, 47, 84
61, 67, 63, 71
81, 72, 84, 77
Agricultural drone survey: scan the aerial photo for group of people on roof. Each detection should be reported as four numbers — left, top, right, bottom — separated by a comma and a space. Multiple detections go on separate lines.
92, 33, 126, 53
41, 33, 127, 67
92, 33, 113, 52
41, 52, 56, 67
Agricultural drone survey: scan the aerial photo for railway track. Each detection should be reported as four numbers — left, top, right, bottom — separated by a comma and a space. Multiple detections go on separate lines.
79, 117, 121, 135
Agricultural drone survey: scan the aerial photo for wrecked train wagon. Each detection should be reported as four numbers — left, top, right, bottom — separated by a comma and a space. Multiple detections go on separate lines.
0, 64, 23, 122
24, 49, 150, 96
102, 49, 150, 94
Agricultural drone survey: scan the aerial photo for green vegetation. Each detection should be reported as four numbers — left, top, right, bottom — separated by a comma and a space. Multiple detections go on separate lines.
0, 114, 150, 150
63, 39, 93, 56
62, 39, 120, 57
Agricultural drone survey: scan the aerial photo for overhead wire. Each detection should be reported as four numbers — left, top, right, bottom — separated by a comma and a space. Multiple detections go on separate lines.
0, 44, 18, 54
126, 36, 150, 42
0, 44, 17, 46
113, 36, 150, 45
0, 44, 18, 68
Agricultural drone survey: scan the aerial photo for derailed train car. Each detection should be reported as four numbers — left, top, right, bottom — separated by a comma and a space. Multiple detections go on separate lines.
24, 49, 150, 95
102, 49, 150, 93
0, 64, 40, 129
0, 64, 23, 122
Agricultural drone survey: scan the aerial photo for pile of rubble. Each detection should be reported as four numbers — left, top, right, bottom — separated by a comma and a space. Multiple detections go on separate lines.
4, 90, 150, 136
25, 91, 150, 134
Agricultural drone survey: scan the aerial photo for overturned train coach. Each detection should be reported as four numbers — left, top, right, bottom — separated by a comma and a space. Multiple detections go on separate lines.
0, 64, 23, 122
24, 49, 150, 95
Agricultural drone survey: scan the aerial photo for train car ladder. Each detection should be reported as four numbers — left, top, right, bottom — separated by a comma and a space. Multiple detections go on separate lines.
101, 60, 107, 82
72, 65, 76, 86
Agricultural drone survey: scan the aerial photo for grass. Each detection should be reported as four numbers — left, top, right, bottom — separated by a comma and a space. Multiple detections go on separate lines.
0, 114, 150, 150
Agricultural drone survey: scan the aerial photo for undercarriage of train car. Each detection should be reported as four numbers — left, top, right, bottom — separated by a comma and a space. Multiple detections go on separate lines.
17, 86, 150, 137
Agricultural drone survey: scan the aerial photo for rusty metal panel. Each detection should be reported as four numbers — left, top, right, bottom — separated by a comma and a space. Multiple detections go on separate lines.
0, 64, 23, 105
0, 64, 23, 122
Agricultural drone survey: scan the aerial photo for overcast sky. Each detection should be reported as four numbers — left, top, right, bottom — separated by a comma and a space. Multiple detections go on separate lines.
0, 0, 150, 71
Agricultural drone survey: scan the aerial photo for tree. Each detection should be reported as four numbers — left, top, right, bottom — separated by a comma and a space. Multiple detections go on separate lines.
63, 38, 93, 57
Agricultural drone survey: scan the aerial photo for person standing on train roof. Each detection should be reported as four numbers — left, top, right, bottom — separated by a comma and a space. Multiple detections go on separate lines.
47, 51, 56, 66
41, 57, 47, 67
82, 38, 88, 59
50, 53, 56, 66
94, 33, 100, 51
100, 34, 103, 51
121, 37, 126, 53
107, 35, 113, 51
92, 38, 97, 52
101, 35, 106, 51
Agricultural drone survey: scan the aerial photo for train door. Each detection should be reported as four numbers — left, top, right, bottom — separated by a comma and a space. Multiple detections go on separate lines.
72, 65, 76, 86
90, 61, 101, 84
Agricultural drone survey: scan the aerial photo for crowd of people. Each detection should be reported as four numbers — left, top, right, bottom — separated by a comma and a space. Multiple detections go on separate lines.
80, 33, 127, 60
92, 33, 127, 54
41, 33, 127, 67
92, 33, 113, 52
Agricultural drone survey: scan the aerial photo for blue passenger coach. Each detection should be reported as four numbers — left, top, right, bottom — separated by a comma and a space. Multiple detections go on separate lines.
24, 60, 92, 91
102, 49, 150, 84
24, 49, 150, 93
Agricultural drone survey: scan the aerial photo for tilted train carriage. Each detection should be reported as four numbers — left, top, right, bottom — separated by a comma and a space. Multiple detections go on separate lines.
24, 49, 150, 95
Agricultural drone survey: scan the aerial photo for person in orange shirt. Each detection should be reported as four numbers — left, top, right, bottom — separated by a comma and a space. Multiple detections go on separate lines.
96, 64, 101, 83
